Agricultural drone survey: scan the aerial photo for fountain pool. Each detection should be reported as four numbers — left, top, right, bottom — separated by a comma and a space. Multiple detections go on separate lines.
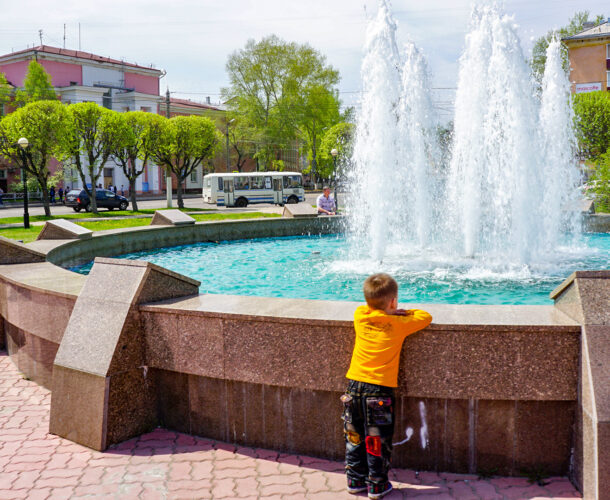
70, 232, 610, 305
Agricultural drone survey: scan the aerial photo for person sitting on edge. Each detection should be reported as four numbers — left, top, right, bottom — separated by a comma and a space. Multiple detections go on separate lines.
342, 273, 432, 499
316, 186, 336, 215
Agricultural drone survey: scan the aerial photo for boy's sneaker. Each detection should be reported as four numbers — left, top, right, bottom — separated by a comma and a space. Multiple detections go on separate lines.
347, 478, 367, 494
368, 481, 393, 499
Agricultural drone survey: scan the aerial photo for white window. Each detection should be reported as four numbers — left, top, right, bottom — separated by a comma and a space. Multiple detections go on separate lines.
607, 71, 610, 88
190, 169, 197, 183
0, 169, 6, 179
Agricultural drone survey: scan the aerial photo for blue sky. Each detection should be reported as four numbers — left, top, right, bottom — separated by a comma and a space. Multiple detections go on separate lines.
1, 0, 607, 119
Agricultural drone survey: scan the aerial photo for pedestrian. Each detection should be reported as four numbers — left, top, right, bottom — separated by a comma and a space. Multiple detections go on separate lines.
0, 186, 3, 205
121, 185, 125, 196
316, 186, 336, 215
58, 186, 64, 204
49, 186, 55, 204
342, 273, 432, 499
113, 185, 117, 194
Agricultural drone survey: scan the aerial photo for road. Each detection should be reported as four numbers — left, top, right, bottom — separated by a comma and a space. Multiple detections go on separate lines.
0, 192, 340, 219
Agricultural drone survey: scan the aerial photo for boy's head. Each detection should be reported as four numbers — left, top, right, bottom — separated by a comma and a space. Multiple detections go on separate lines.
363, 273, 398, 311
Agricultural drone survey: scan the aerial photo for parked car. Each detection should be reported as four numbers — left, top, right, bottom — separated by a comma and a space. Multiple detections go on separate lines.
65, 189, 129, 212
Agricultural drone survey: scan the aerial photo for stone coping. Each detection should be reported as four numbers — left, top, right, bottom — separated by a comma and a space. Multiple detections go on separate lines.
550, 270, 610, 299
141, 293, 580, 329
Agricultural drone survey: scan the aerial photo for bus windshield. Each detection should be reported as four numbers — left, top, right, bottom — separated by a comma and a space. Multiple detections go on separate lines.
283, 175, 302, 189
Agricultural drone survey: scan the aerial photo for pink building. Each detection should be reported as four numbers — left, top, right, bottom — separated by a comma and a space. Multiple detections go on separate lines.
0, 46, 164, 193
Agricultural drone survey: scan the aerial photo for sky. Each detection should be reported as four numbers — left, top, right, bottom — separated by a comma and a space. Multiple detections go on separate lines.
0, 0, 608, 120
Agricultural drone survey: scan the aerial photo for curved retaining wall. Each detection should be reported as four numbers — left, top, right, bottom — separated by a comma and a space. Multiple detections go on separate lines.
1, 216, 605, 493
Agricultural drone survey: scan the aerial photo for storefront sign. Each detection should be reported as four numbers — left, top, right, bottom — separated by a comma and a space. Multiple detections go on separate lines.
575, 82, 603, 93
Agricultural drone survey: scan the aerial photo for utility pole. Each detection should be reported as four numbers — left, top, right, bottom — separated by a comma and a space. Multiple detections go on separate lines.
78, 23, 81, 50
165, 88, 172, 208
63, 24, 66, 48
38, 30, 43, 46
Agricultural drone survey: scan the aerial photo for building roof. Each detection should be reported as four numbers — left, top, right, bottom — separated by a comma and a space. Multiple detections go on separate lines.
563, 21, 610, 41
169, 97, 223, 111
0, 45, 162, 74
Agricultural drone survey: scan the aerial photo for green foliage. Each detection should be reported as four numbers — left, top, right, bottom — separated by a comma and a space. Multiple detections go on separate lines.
590, 152, 610, 212
148, 115, 220, 207
573, 91, 610, 160
63, 102, 124, 213
0, 72, 11, 110
15, 60, 57, 106
531, 11, 605, 84
222, 35, 342, 171
0, 100, 71, 214
318, 122, 355, 179
9, 177, 41, 193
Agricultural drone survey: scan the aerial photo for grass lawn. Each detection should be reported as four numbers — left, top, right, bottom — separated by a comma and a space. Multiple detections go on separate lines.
0, 212, 280, 243
0, 207, 214, 224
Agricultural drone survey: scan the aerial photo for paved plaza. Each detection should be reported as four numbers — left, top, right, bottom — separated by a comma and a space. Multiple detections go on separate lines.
0, 351, 581, 500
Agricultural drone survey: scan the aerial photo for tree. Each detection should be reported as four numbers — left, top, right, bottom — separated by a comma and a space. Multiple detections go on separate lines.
148, 115, 220, 208
109, 111, 165, 211
0, 100, 71, 216
15, 60, 57, 106
531, 11, 605, 84
318, 122, 355, 180
63, 103, 123, 214
222, 35, 341, 171
573, 91, 610, 160
0, 72, 11, 111
224, 115, 256, 172
590, 151, 610, 212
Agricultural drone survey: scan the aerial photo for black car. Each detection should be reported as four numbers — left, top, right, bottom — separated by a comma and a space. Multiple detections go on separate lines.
65, 189, 129, 212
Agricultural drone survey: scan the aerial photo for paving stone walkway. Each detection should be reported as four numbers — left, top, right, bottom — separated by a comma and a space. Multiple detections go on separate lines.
0, 350, 581, 499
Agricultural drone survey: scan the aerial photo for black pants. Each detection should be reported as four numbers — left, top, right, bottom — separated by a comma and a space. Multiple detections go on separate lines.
342, 379, 395, 487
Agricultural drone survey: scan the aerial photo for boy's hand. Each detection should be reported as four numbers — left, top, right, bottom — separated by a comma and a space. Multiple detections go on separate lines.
393, 309, 413, 316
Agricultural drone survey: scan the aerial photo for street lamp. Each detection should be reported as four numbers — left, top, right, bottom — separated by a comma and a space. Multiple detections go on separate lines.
17, 137, 30, 229
331, 148, 338, 212
226, 118, 235, 172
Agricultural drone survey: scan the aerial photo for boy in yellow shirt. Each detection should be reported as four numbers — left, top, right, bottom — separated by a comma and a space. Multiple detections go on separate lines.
342, 273, 432, 499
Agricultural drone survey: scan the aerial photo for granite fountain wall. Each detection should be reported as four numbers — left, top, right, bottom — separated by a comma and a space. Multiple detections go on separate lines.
0, 217, 608, 498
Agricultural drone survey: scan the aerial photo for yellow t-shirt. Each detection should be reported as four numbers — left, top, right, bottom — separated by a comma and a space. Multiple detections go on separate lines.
345, 305, 433, 388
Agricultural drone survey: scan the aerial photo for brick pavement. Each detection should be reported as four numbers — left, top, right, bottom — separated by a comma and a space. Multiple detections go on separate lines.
0, 350, 582, 499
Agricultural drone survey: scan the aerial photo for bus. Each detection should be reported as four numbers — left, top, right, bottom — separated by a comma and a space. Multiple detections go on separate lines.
202, 172, 305, 208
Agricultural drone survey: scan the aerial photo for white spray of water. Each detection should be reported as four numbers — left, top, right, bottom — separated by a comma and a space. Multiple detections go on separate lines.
348, 1, 580, 272
538, 37, 581, 248
393, 426, 414, 446
348, 0, 439, 261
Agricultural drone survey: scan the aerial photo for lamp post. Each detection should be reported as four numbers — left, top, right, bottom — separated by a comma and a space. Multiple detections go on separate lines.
331, 148, 338, 212
17, 137, 30, 229
226, 118, 235, 172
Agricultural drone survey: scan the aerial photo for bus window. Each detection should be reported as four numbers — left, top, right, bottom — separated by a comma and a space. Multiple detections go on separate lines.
235, 176, 250, 190
264, 176, 272, 189
283, 175, 302, 189
205, 177, 211, 188
217, 177, 223, 190
251, 177, 265, 190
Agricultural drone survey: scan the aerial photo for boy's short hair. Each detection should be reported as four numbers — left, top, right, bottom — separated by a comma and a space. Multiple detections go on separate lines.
363, 273, 398, 310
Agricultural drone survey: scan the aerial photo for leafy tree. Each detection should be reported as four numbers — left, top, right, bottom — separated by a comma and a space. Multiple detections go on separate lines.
0, 100, 71, 215
223, 115, 256, 172
0, 72, 11, 112
573, 91, 610, 160
222, 35, 341, 171
15, 60, 57, 106
63, 103, 124, 214
148, 115, 220, 208
109, 111, 165, 211
589, 152, 610, 212
318, 122, 355, 180
531, 11, 605, 84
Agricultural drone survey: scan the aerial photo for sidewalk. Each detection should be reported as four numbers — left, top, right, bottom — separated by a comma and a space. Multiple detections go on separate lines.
0, 350, 581, 499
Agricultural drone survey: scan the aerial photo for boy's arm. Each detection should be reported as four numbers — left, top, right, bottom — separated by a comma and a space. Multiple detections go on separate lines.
392, 309, 433, 331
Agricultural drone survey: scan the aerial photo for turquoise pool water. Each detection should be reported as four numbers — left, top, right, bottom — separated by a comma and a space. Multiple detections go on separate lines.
71, 233, 610, 305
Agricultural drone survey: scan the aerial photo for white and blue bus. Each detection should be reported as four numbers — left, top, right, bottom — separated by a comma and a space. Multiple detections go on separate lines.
202, 172, 305, 208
